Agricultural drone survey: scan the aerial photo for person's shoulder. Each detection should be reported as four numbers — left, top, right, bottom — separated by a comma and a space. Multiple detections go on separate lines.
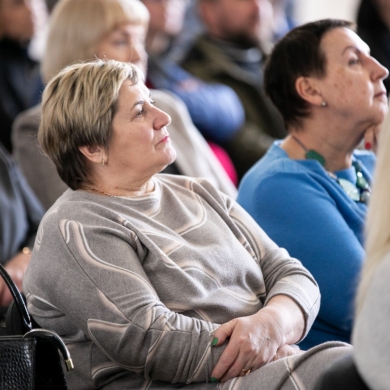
0, 142, 15, 171
44, 189, 101, 219
12, 104, 41, 134
150, 89, 191, 129
242, 142, 306, 182
150, 89, 183, 111
238, 142, 327, 204
181, 34, 217, 67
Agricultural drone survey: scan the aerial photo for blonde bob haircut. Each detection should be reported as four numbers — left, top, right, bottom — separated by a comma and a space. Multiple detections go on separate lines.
39, 59, 142, 190
41, 0, 149, 83
356, 107, 390, 314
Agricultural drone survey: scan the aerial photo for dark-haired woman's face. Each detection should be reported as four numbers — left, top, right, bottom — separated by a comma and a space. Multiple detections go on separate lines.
317, 27, 388, 126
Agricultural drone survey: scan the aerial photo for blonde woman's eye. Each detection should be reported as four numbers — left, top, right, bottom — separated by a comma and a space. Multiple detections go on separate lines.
113, 39, 128, 46
349, 58, 359, 65
136, 109, 145, 116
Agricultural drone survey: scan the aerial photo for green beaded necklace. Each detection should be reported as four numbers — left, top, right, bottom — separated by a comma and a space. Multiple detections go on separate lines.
291, 135, 371, 204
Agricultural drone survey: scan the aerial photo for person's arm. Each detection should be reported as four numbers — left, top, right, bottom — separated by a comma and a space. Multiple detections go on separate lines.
201, 191, 319, 382
24, 214, 224, 384
0, 250, 31, 305
211, 294, 305, 382
147, 59, 245, 143
353, 252, 390, 390
223, 191, 320, 335
238, 172, 365, 339
0, 143, 44, 306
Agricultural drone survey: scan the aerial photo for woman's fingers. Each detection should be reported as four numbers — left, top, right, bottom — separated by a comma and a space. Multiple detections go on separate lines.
271, 344, 304, 362
211, 312, 280, 382
212, 319, 235, 347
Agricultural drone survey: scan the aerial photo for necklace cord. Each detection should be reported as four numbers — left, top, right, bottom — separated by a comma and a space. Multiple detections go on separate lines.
290, 136, 370, 204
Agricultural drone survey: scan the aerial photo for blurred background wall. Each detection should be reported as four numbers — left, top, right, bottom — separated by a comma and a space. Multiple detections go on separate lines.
294, 0, 360, 24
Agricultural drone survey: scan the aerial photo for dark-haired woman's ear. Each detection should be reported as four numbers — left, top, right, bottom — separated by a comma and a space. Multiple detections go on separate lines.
295, 76, 324, 107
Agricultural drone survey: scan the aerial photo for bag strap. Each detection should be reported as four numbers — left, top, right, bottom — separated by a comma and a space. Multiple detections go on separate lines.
24, 329, 74, 372
0, 264, 32, 331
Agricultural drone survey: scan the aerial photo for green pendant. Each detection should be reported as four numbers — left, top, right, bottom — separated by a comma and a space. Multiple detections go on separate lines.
338, 178, 360, 201
356, 171, 369, 190
305, 150, 326, 166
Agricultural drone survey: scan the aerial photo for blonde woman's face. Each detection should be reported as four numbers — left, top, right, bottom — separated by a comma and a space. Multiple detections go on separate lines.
108, 80, 176, 178
96, 23, 148, 76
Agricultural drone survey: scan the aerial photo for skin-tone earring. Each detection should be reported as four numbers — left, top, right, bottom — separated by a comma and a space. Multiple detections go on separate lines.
321, 101, 327, 107
101, 158, 106, 166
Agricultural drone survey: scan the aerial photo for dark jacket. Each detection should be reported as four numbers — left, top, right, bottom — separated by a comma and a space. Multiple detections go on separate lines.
0, 38, 43, 152
181, 33, 286, 180
0, 143, 44, 263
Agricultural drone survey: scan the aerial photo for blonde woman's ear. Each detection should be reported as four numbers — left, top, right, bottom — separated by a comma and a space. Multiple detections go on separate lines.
78, 145, 107, 165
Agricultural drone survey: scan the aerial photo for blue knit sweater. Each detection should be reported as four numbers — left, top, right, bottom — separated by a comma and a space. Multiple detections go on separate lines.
237, 141, 375, 349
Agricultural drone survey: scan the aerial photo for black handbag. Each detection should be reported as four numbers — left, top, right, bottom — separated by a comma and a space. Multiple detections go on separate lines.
0, 264, 74, 390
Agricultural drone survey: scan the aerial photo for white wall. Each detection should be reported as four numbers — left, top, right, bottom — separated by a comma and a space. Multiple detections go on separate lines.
294, 0, 361, 25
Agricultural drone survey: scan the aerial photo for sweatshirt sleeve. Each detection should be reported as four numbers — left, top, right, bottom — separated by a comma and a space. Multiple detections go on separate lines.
223, 194, 321, 340
25, 212, 223, 384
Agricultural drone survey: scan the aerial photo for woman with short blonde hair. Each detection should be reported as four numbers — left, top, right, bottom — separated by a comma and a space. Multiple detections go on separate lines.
12, 0, 237, 211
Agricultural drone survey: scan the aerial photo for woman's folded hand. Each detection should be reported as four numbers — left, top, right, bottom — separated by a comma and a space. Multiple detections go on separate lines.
210, 307, 283, 382
210, 295, 305, 383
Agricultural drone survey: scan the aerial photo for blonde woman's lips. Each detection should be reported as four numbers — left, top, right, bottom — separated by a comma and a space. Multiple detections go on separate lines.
157, 135, 170, 145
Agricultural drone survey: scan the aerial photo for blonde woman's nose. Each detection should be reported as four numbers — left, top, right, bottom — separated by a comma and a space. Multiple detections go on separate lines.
153, 108, 171, 130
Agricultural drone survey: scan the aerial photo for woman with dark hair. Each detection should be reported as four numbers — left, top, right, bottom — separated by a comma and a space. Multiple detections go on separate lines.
238, 19, 388, 350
